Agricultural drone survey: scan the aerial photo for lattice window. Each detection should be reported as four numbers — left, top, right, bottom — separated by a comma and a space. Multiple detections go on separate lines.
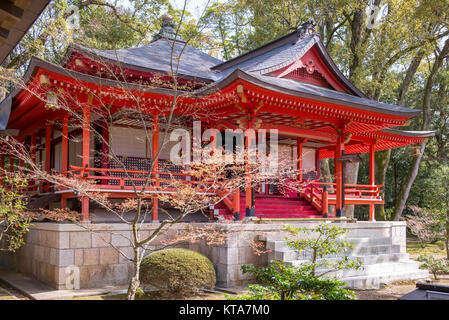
284, 68, 333, 89
107, 156, 185, 187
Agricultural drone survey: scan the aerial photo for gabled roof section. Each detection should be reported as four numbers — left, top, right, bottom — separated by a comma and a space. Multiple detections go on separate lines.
211, 24, 366, 98
65, 39, 223, 82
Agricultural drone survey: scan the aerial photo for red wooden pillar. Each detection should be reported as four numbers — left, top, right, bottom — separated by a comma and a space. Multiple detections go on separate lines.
369, 143, 376, 221
61, 114, 69, 176
60, 115, 69, 209
101, 121, 109, 185
30, 133, 37, 189
18, 159, 24, 174
245, 112, 256, 218
9, 156, 14, 174
81, 105, 91, 222
233, 189, 241, 220
45, 124, 52, 192
322, 188, 329, 217
152, 115, 159, 222
297, 138, 303, 182
8, 155, 14, 189
30, 134, 37, 163
334, 133, 344, 218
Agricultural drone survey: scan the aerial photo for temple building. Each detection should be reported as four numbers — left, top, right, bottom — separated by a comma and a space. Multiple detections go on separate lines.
0, 18, 434, 222
0, 16, 433, 290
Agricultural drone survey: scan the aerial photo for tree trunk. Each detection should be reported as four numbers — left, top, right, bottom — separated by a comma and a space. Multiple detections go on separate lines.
375, 150, 391, 220
319, 158, 334, 215
373, 49, 425, 220
444, 209, 449, 261
392, 143, 425, 221
319, 158, 332, 183
343, 162, 359, 218
393, 38, 449, 220
127, 248, 141, 300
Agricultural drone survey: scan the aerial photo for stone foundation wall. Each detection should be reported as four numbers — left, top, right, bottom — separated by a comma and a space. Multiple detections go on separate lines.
1, 220, 407, 289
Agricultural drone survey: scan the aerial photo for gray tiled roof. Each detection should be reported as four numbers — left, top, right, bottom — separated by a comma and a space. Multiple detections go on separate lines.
74, 38, 222, 81
249, 73, 420, 115
74, 33, 319, 82
216, 35, 318, 78
0, 28, 426, 130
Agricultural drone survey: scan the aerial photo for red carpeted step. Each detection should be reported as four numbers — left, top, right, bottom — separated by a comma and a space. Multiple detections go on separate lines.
214, 193, 322, 219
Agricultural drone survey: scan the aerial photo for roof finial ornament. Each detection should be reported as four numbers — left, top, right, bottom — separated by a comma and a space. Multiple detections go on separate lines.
152, 14, 184, 42
297, 20, 317, 38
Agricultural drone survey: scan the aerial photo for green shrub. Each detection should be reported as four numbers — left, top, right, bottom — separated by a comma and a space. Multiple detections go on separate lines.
232, 261, 355, 300
417, 255, 449, 280
230, 223, 359, 300
140, 248, 216, 296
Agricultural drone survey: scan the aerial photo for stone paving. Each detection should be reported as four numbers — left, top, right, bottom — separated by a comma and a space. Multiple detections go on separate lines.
0, 268, 126, 300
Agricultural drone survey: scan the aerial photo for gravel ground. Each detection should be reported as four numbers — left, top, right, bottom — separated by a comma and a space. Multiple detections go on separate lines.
355, 275, 449, 300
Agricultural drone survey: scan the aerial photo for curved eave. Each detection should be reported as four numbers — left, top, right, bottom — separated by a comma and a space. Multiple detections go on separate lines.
8, 56, 194, 103
1, 59, 423, 131
0, 0, 51, 65
381, 128, 435, 138
64, 44, 218, 84
202, 69, 422, 118
319, 128, 434, 159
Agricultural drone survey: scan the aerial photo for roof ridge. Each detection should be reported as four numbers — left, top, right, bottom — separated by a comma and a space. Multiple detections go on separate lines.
212, 31, 308, 71
247, 35, 318, 74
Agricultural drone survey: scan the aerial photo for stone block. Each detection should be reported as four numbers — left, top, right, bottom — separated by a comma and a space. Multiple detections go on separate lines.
79, 265, 104, 288
215, 263, 229, 283
209, 247, 220, 264
83, 248, 99, 266
225, 233, 239, 248
74, 249, 83, 265
118, 247, 133, 264
239, 246, 260, 265
99, 247, 119, 265
41, 231, 58, 248
36, 245, 45, 262
219, 247, 239, 265
70, 232, 92, 248
111, 231, 131, 247
92, 232, 112, 248
110, 264, 131, 284
54, 266, 68, 287
58, 232, 70, 249
52, 249, 75, 267
43, 247, 51, 261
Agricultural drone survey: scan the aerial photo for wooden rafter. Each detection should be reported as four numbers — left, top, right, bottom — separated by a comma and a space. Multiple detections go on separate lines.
0, 1, 24, 21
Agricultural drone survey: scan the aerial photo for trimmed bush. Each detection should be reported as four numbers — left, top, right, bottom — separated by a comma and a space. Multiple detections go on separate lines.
140, 248, 216, 296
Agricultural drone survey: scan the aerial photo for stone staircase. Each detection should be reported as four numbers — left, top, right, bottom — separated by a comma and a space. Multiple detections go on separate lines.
266, 236, 429, 289
214, 194, 322, 219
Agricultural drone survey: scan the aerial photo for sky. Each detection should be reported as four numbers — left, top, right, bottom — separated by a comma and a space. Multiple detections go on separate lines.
172, 0, 213, 19
119, 0, 214, 20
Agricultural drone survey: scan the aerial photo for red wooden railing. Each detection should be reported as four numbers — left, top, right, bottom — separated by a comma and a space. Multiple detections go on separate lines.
301, 181, 383, 217
67, 165, 198, 190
